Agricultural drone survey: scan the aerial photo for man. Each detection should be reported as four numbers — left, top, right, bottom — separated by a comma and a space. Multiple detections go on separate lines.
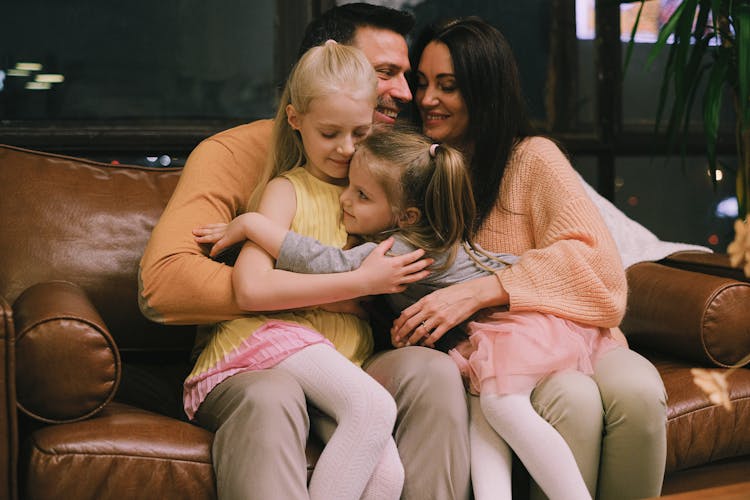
139, 4, 471, 499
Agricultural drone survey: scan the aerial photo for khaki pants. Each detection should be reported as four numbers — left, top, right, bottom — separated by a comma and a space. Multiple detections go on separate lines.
531, 347, 667, 500
197, 346, 665, 500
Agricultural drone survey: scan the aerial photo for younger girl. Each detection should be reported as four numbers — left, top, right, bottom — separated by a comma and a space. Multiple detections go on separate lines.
195, 126, 624, 500
186, 43, 428, 500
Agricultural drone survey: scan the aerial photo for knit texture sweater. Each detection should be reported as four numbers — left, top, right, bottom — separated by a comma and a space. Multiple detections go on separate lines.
474, 136, 627, 327
139, 120, 273, 324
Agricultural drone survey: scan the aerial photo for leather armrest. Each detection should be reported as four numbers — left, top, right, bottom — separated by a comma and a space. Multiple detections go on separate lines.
662, 251, 748, 282
622, 262, 750, 367
13, 281, 121, 423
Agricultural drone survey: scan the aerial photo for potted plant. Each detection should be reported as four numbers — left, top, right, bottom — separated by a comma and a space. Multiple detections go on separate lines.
625, 0, 750, 275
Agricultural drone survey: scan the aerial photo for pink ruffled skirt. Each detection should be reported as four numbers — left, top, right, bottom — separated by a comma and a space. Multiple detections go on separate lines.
451, 310, 620, 396
183, 320, 333, 420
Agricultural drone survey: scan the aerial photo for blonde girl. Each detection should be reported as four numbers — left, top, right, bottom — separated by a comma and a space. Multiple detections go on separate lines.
196, 126, 624, 500
186, 43, 430, 500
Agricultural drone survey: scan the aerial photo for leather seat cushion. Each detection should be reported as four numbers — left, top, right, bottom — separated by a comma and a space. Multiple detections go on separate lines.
653, 357, 750, 473
22, 403, 215, 500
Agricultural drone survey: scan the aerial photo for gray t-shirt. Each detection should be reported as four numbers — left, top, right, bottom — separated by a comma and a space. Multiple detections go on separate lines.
276, 232, 519, 314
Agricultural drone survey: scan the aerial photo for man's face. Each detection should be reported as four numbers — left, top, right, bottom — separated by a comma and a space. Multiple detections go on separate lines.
352, 26, 411, 124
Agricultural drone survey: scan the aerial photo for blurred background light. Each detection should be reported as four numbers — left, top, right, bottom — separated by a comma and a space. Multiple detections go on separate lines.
715, 197, 739, 218
15, 62, 43, 71
25, 81, 51, 90
35, 74, 65, 83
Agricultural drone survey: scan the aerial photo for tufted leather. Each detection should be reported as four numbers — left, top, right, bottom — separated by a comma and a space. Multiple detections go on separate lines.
1, 143, 749, 499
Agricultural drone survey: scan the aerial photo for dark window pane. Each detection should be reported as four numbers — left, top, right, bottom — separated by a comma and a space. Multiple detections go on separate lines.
0, 0, 276, 121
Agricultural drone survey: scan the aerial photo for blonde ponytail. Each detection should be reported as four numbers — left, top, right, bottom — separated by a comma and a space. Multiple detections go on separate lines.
246, 40, 377, 210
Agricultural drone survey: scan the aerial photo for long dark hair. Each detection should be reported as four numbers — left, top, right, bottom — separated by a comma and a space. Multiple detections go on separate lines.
411, 17, 534, 229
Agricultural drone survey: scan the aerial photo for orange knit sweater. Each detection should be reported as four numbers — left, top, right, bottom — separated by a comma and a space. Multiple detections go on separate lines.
139, 120, 273, 324
475, 136, 627, 327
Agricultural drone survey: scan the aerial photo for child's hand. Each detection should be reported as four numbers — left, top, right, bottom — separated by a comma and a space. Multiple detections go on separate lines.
193, 223, 227, 245
193, 218, 248, 257
356, 237, 432, 295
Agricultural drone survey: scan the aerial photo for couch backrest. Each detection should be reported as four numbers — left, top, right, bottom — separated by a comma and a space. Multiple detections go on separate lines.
0, 144, 196, 354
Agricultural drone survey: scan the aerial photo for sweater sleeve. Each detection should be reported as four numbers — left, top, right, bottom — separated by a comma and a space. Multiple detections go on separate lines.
138, 120, 273, 325
275, 231, 377, 273
489, 138, 627, 327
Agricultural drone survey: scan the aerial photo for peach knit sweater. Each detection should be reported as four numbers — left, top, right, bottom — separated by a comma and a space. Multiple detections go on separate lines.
475, 136, 627, 327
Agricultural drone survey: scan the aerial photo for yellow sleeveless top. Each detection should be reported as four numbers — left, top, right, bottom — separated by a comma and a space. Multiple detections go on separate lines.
187, 167, 373, 384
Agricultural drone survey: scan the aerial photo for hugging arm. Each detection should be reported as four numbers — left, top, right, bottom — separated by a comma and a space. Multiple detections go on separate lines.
139, 122, 272, 324
195, 184, 431, 311
392, 140, 628, 347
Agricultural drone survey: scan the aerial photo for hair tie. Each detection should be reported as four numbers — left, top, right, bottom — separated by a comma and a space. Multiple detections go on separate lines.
429, 143, 440, 157
324, 39, 338, 47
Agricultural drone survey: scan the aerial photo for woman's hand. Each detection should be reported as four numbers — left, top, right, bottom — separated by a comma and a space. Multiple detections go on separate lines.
355, 237, 433, 296
391, 275, 508, 348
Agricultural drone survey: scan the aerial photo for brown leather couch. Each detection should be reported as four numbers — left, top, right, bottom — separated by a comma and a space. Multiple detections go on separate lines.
1, 143, 748, 500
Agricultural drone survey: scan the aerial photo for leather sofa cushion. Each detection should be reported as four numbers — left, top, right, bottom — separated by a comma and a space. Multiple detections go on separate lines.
623, 262, 750, 368
14, 281, 120, 423
653, 357, 750, 473
0, 144, 195, 354
22, 402, 215, 500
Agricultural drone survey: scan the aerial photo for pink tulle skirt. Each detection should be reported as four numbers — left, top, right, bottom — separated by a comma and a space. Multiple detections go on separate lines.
453, 310, 620, 396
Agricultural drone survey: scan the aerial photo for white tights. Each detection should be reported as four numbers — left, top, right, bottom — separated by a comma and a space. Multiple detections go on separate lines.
276, 343, 404, 500
470, 391, 591, 500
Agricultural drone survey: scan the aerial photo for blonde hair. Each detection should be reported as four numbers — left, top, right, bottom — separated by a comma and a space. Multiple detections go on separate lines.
247, 41, 377, 210
357, 125, 477, 269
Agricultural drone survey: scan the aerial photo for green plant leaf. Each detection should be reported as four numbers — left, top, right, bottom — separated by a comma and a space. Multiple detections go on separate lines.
694, 0, 711, 39
703, 49, 729, 172
677, 24, 712, 138
647, 1, 690, 67
623, 1, 646, 76
680, 40, 712, 162
672, 0, 700, 103
654, 43, 676, 138
627, 0, 750, 221
650, 0, 702, 155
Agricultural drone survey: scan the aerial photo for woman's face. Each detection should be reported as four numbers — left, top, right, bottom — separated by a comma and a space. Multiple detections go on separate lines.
415, 41, 470, 147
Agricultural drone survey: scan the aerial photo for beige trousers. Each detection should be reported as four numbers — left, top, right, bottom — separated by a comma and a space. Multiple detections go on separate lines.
530, 347, 667, 500
197, 346, 470, 500
197, 346, 666, 500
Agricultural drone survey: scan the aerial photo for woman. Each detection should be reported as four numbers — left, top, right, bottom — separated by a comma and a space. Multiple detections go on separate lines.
393, 17, 667, 499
